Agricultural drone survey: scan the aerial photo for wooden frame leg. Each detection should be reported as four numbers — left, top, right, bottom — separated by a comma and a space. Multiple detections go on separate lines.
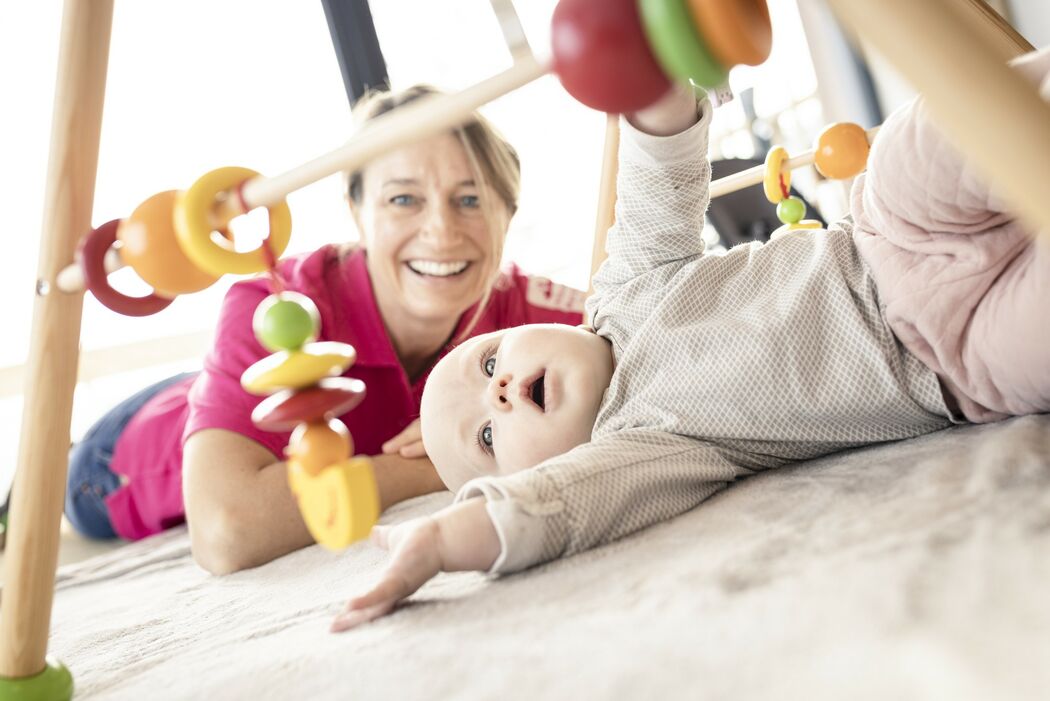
824, 0, 1050, 237
0, 0, 113, 685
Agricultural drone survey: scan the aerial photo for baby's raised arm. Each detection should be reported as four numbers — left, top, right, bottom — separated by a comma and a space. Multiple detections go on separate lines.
589, 86, 713, 306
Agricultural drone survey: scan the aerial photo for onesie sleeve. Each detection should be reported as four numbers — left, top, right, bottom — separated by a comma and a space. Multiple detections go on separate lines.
588, 98, 713, 316
455, 429, 752, 574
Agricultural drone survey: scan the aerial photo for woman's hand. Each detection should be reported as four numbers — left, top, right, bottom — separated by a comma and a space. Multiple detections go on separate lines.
382, 419, 427, 459
626, 82, 701, 137
330, 498, 500, 632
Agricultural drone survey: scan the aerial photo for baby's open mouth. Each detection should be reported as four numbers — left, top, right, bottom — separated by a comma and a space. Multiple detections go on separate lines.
529, 373, 546, 411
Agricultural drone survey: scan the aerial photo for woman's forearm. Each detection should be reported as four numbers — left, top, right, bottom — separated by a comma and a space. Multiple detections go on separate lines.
184, 429, 445, 574
370, 452, 446, 510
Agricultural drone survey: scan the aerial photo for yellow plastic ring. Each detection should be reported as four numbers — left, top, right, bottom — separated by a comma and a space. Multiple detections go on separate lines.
789, 219, 822, 230
763, 147, 791, 204
175, 166, 292, 277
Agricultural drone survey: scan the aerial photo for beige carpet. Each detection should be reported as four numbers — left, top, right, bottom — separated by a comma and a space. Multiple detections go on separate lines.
43, 415, 1050, 700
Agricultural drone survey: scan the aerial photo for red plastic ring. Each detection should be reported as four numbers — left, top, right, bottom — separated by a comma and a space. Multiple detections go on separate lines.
78, 219, 174, 317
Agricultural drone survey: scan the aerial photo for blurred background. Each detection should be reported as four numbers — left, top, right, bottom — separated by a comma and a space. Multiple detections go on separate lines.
0, 0, 1046, 509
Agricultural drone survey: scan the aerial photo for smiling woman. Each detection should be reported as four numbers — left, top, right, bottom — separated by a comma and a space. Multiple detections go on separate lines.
62, 84, 588, 575
346, 85, 523, 378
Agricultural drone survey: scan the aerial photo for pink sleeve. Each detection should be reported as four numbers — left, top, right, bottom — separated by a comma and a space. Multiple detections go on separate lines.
183, 281, 290, 458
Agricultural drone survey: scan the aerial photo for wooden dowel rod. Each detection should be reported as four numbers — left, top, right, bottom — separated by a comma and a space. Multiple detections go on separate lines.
824, 0, 1050, 239
959, 0, 1033, 60
56, 248, 122, 294
589, 114, 620, 288
219, 55, 550, 222
710, 126, 880, 200
489, 0, 533, 61
0, 0, 113, 679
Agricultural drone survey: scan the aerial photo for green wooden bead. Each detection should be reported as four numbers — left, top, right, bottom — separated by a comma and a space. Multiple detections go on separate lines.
776, 196, 806, 224
253, 292, 320, 352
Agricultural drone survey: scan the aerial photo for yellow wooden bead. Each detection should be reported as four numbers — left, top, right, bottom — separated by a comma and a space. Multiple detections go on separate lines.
288, 456, 379, 550
763, 146, 791, 204
241, 341, 357, 395
771, 219, 822, 241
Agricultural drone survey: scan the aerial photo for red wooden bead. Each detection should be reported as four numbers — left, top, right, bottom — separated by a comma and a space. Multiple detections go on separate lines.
78, 219, 174, 317
251, 377, 367, 433
551, 0, 673, 114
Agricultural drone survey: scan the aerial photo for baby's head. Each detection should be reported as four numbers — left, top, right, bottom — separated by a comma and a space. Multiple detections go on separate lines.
421, 323, 614, 491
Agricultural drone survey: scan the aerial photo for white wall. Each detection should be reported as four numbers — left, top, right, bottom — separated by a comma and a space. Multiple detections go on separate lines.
1009, 0, 1050, 48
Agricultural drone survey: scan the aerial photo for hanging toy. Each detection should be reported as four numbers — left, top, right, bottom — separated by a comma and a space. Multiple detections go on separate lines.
243, 289, 379, 550
763, 121, 872, 239
764, 146, 821, 239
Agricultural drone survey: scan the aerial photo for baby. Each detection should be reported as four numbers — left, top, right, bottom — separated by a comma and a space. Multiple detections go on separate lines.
331, 48, 1050, 632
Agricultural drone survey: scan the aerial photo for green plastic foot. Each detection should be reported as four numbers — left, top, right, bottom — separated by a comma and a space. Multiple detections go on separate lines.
0, 658, 73, 701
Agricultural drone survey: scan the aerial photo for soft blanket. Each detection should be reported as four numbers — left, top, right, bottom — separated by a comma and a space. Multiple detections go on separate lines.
48, 415, 1050, 700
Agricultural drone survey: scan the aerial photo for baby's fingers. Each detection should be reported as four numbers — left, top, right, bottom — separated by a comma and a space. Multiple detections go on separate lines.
330, 577, 407, 632
330, 600, 396, 632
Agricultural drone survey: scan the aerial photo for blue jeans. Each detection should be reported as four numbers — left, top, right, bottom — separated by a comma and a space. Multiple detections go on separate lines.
65, 372, 196, 539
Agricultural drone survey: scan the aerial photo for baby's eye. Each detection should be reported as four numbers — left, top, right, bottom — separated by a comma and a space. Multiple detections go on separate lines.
481, 424, 493, 448
483, 355, 496, 376
459, 194, 479, 208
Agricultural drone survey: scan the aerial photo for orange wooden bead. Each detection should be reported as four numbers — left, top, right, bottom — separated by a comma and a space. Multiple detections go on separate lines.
286, 419, 352, 476
813, 122, 870, 180
118, 190, 222, 296
686, 0, 772, 68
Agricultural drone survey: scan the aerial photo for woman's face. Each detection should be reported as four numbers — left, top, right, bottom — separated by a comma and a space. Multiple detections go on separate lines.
354, 132, 509, 330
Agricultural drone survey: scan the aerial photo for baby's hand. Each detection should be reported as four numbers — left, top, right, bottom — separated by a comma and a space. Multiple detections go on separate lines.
626, 82, 701, 137
330, 517, 442, 632
330, 498, 500, 632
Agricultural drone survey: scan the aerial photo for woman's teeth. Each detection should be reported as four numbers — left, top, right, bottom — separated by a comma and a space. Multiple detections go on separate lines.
406, 260, 470, 277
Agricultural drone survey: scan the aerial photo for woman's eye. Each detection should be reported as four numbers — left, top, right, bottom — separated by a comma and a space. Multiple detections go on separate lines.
460, 194, 479, 208
483, 355, 496, 376
390, 194, 416, 206
481, 424, 493, 447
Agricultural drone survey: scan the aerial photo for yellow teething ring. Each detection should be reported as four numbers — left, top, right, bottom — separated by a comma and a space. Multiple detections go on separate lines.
175, 166, 292, 277
789, 219, 822, 230
763, 147, 790, 204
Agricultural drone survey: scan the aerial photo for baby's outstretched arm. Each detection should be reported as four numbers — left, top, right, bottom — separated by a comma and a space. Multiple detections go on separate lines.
331, 498, 498, 632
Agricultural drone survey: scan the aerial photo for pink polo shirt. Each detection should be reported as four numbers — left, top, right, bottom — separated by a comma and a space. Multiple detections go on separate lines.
105, 246, 586, 540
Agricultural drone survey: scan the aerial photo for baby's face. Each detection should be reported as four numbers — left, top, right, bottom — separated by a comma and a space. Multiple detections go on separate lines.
421, 324, 614, 491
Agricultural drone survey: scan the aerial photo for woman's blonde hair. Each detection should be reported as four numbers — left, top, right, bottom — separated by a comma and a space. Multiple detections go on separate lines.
345, 84, 521, 341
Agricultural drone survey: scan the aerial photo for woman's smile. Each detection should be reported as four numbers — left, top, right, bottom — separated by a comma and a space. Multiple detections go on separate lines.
404, 259, 472, 278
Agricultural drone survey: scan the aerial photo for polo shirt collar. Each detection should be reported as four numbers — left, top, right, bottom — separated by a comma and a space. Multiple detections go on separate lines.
337, 248, 401, 369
